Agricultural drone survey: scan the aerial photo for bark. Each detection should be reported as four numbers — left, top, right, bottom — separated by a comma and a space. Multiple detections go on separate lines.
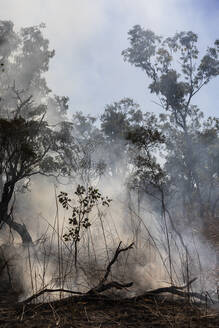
0, 211, 33, 244
4, 214, 33, 244
0, 181, 33, 244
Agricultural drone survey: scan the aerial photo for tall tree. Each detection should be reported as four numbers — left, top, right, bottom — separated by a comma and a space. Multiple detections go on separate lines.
0, 21, 75, 243
122, 26, 219, 227
70, 111, 106, 185
100, 98, 144, 178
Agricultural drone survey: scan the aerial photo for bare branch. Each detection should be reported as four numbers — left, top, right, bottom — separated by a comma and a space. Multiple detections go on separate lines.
20, 288, 84, 305
87, 241, 134, 295
102, 242, 134, 283
88, 281, 133, 295
138, 277, 214, 303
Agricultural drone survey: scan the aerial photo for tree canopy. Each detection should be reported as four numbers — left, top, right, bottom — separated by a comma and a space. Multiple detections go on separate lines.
122, 26, 219, 230
0, 21, 76, 242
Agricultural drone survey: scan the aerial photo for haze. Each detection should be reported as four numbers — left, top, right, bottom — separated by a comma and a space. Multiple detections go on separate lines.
1, 0, 218, 117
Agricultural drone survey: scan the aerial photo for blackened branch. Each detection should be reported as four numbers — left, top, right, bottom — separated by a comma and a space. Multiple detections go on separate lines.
102, 242, 134, 283
88, 241, 134, 294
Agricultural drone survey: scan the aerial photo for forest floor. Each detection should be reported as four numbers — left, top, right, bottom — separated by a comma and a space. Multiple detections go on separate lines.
1, 290, 219, 328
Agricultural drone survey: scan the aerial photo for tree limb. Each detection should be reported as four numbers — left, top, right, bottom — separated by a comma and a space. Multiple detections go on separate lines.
139, 277, 216, 303
102, 242, 134, 283
20, 242, 134, 304
87, 241, 134, 295
20, 288, 84, 305
88, 281, 133, 295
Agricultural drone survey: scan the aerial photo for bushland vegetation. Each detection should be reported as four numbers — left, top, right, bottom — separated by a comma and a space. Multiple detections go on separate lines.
0, 20, 219, 327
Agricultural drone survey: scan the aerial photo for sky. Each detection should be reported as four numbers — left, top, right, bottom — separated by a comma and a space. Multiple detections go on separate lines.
1, 0, 219, 118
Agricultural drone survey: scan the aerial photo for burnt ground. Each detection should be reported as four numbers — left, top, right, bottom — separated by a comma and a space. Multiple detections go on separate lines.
1, 290, 219, 328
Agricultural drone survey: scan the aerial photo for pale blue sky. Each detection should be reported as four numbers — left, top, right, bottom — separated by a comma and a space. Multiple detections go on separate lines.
1, 0, 218, 118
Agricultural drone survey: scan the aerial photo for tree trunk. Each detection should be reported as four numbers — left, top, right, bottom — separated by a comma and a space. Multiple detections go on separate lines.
4, 214, 33, 244
0, 182, 33, 244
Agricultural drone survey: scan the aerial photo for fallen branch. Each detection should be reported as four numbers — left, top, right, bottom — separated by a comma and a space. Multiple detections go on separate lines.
153, 277, 198, 291
20, 241, 134, 305
88, 281, 133, 294
19, 276, 216, 305
140, 278, 215, 303
143, 288, 210, 303
20, 288, 84, 305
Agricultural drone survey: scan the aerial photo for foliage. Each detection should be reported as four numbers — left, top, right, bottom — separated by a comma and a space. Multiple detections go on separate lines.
70, 112, 107, 183
100, 98, 156, 178
160, 113, 219, 222
58, 185, 111, 266
0, 20, 77, 243
122, 26, 218, 130
122, 26, 219, 226
101, 98, 143, 141
126, 122, 166, 205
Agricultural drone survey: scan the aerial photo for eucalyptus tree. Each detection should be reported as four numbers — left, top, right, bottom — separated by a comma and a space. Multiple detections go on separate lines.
122, 26, 219, 225
100, 98, 144, 178
70, 111, 106, 185
0, 21, 76, 243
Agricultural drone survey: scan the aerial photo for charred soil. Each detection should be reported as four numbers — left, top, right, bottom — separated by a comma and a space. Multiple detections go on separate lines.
1, 290, 219, 328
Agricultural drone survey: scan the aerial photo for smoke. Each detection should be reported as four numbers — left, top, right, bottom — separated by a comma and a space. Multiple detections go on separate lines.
1, 165, 218, 302
0, 17, 218, 305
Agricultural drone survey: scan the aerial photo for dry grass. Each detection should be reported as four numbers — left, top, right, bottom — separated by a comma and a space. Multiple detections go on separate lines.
1, 291, 219, 328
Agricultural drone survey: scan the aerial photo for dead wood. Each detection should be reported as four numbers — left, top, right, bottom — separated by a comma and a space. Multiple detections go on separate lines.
87, 241, 134, 295
139, 277, 216, 303
20, 288, 83, 305
20, 241, 134, 305
102, 242, 134, 283
87, 281, 133, 294
19, 243, 216, 306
